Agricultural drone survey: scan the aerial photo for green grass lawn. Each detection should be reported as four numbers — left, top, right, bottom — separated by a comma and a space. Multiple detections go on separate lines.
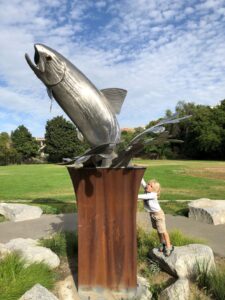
0, 164, 73, 202
135, 159, 225, 200
0, 160, 225, 203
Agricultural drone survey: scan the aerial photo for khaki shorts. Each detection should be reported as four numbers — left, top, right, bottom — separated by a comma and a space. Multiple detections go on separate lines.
150, 210, 166, 234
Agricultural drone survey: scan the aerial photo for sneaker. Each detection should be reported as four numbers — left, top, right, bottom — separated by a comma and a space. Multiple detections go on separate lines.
158, 243, 165, 252
164, 245, 174, 257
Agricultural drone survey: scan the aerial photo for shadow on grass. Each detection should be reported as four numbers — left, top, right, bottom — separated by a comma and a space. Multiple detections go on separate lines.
47, 214, 78, 287
160, 201, 189, 217
176, 208, 189, 217
32, 198, 77, 214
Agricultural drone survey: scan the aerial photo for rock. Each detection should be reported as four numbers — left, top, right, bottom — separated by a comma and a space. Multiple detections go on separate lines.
0, 243, 11, 259
5, 238, 60, 269
136, 276, 152, 300
19, 283, 59, 300
55, 275, 80, 300
0, 203, 42, 222
188, 199, 225, 225
159, 279, 189, 300
150, 244, 215, 279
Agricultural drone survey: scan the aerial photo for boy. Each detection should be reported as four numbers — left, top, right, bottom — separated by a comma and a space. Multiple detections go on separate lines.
138, 178, 174, 256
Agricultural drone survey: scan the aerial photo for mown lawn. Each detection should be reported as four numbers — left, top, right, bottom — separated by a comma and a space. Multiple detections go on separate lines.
0, 164, 73, 202
0, 160, 225, 202
135, 159, 225, 200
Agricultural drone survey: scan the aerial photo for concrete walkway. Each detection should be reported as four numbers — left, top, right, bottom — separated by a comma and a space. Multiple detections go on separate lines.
0, 213, 224, 257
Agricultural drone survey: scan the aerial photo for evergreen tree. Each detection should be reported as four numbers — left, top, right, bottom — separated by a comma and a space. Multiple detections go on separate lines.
45, 116, 88, 163
0, 132, 20, 165
11, 125, 38, 162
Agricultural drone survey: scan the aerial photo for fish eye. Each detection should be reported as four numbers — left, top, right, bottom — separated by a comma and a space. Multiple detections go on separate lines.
46, 55, 52, 61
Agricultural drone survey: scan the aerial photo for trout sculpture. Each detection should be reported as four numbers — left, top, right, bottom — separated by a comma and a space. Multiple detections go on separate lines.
25, 44, 190, 167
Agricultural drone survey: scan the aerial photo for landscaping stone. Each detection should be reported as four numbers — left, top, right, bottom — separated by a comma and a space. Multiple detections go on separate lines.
19, 283, 59, 300
188, 199, 225, 225
136, 276, 152, 299
5, 238, 60, 269
159, 279, 189, 300
150, 244, 215, 279
0, 203, 42, 222
0, 242, 11, 259
56, 275, 80, 300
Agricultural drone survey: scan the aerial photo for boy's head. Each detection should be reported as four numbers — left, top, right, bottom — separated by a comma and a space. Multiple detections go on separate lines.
146, 179, 161, 196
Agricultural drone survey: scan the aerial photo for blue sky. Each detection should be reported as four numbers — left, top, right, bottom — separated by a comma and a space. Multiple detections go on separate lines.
1, 0, 225, 137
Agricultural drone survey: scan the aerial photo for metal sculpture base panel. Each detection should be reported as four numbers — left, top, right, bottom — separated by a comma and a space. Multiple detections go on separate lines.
67, 167, 145, 298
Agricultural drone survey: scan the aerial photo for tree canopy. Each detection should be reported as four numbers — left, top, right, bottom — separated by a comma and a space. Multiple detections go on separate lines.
45, 116, 88, 163
2, 99, 225, 165
11, 125, 38, 162
0, 132, 20, 165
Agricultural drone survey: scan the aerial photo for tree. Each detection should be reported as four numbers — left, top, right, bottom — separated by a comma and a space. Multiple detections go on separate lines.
0, 132, 21, 165
161, 100, 225, 159
11, 125, 39, 162
45, 116, 88, 163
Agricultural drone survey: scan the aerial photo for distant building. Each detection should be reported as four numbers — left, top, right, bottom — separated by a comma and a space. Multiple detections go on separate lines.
121, 126, 145, 133
121, 127, 135, 133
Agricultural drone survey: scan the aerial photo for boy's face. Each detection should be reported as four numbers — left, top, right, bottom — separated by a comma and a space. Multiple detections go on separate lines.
146, 182, 154, 193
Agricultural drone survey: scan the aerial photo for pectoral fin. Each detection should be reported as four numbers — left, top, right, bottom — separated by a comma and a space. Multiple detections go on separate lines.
101, 88, 127, 114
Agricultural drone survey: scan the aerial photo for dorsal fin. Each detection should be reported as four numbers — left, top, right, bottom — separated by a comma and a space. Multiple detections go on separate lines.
101, 88, 127, 114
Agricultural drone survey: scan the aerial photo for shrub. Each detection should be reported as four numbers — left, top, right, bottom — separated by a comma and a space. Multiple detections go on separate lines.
39, 231, 78, 258
169, 229, 206, 246
0, 253, 56, 300
196, 261, 225, 300
37, 204, 59, 214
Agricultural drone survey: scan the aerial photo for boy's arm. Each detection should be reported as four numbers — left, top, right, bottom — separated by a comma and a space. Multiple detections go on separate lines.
137, 192, 155, 201
141, 178, 147, 189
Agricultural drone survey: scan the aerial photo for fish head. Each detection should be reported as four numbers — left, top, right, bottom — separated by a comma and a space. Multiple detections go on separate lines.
25, 44, 65, 86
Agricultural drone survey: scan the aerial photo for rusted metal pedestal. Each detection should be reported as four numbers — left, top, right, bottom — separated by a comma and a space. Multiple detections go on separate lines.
67, 167, 145, 299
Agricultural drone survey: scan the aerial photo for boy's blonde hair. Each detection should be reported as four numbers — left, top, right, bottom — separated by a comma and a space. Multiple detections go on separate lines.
148, 179, 161, 196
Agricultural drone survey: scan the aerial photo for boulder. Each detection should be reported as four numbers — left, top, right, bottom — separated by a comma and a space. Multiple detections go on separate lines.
55, 275, 80, 300
19, 283, 59, 300
0, 203, 42, 222
0, 243, 11, 259
188, 199, 225, 225
150, 244, 215, 279
136, 276, 152, 300
5, 238, 60, 269
159, 279, 189, 300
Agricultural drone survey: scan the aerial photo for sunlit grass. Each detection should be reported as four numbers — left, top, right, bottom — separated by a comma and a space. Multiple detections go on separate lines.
196, 261, 225, 300
1, 160, 225, 201
0, 253, 56, 300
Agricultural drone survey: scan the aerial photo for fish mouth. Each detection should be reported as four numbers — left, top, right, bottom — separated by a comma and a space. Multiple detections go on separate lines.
25, 45, 45, 75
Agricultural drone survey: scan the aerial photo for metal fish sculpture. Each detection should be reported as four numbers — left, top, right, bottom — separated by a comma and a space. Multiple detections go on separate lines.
25, 44, 127, 166
111, 114, 191, 167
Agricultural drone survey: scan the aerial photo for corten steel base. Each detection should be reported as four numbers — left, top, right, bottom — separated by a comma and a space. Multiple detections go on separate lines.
67, 167, 145, 299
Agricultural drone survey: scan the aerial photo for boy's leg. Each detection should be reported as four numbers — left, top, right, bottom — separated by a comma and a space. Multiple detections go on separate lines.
163, 231, 174, 256
158, 232, 164, 243
158, 232, 166, 252
162, 231, 171, 248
